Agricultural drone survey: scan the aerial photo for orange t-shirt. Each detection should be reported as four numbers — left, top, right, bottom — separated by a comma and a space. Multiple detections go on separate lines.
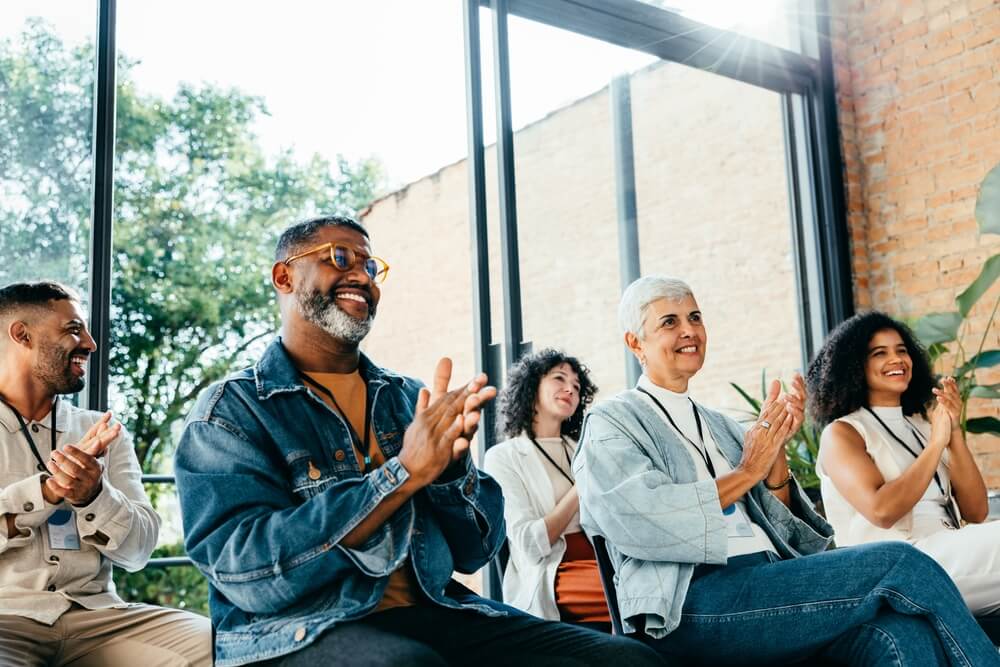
304, 371, 420, 611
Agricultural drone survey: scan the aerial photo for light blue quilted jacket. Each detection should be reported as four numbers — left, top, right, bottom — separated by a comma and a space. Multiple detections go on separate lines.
573, 389, 833, 638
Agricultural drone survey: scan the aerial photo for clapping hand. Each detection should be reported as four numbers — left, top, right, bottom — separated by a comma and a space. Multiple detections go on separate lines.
739, 374, 805, 481
42, 412, 120, 506
398, 358, 497, 487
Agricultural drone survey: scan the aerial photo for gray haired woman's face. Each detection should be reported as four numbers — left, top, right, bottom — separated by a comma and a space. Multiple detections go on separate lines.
628, 295, 707, 388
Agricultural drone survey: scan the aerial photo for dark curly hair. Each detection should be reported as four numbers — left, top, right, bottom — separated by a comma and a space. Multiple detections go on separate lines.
498, 349, 598, 440
806, 311, 935, 425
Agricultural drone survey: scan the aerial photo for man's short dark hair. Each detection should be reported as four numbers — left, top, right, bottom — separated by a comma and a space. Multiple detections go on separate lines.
0, 281, 80, 321
274, 215, 369, 261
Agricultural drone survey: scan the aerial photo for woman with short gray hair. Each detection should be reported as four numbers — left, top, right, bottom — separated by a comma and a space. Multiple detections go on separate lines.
573, 274, 998, 665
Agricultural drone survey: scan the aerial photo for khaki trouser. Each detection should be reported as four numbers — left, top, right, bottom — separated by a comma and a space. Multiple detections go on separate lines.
0, 604, 212, 667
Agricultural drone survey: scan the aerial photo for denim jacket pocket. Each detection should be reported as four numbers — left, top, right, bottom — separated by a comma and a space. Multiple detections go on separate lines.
288, 450, 353, 498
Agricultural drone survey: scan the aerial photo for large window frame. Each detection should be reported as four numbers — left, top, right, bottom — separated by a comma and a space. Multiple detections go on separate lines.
79, 0, 851, 580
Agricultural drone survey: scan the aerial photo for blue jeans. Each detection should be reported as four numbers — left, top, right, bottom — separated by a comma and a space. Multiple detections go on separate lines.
644, 542, 998, 666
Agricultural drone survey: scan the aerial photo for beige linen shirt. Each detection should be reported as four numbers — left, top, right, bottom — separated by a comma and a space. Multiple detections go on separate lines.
0, 399, 160, 624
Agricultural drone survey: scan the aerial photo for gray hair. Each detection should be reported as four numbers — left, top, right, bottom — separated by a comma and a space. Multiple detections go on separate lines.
618, 275, 694, 340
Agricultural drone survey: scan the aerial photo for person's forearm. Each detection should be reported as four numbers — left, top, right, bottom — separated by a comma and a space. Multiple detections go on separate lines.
716, 468, 758, 508
543, 490, 579, 546
947, 429, 989, 523
868, 445, 946, 528
340, 476, 422, 549
3, 514, 19, 539
764, 454, 792, 507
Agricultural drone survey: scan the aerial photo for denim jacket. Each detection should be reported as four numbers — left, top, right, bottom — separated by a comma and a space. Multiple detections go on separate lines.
175, 339, 507, 666
573, 390, 832, 639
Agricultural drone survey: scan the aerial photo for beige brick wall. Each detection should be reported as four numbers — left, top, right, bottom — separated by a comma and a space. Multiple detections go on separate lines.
361, 61, 802, 427
831, 0, 1000, 484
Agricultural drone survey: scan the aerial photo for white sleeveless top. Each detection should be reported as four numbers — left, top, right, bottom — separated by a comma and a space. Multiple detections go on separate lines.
817, 406, 957, 546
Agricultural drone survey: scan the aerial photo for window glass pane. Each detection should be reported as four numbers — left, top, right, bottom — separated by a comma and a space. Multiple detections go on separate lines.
639, 0, 816, 54
632, 64, 804, 412
0, 3, 95, 295
506, 18, 657, 402
113, 0, 470, 605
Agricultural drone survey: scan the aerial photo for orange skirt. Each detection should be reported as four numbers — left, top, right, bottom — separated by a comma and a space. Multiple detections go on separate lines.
554, 532, 611, 624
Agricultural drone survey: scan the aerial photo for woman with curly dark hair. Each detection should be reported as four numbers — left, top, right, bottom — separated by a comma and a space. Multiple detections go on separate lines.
482, 349, 607, 629
807, 310, 998, 614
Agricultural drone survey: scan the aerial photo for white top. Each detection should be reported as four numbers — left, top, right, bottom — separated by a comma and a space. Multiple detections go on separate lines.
532, 437, 580, 534
868, 407, 950, 525
636, 375, 778, 558
818, 406, 956, 546
483, 434, 581, 620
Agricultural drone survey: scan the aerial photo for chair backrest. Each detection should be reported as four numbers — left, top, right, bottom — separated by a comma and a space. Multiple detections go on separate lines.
590, 533, 626, 636
489, 539, 510, 599
976, 615, 1000, 647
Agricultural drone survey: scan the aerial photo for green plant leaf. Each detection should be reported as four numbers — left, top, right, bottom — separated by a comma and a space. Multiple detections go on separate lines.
970, 383, 1000, 399
967, 416, 1000, 435
976, 162, 1000, 235
926, 342, 949, 364
958, 350, 1000, 375
913, 312, 962, 345
730, 382, 761, 413
956, 255, 1000, 316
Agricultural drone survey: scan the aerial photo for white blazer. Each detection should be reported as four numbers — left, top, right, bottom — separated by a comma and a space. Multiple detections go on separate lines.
482, 435, 573, 620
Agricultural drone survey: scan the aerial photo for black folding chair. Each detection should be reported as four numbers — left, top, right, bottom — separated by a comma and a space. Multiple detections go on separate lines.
589, 533, 626, 636
489, 539, 510, 598
976, 614, 1000, 647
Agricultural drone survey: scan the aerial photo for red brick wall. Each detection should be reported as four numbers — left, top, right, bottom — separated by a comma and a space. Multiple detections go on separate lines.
831, 0, 1000, 483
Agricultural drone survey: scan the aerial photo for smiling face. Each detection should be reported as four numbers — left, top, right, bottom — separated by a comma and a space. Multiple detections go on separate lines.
865, 327, 912, 404
283, 225, 381, 345
627, 295, 706, 391
534, 362, 581, 426
30, 299, 96, 395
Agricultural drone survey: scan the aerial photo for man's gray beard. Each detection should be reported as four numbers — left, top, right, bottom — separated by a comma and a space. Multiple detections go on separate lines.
296, 288, 374, 345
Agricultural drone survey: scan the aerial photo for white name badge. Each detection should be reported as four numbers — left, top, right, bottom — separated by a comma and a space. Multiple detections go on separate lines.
723, 503, 756, 538
47, 509, 81, 551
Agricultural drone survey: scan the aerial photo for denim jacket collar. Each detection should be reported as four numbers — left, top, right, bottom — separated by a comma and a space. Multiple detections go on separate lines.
254, 337, 405, 401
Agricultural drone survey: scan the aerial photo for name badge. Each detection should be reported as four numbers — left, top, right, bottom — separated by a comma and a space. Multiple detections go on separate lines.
47, 509, 81, 551
723, 503, 756, 538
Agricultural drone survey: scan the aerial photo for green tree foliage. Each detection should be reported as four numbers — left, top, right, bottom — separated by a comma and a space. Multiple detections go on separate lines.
113, 542, 210, 616
1, 20, 384, 613
0, 19, 384, 472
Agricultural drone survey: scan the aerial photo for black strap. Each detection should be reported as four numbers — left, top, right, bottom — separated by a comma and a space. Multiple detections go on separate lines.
863, 407, 948, 498
637, 387, 716, 478
529, 436, 574, 485
301, 373, 374, 473
1, 396, 57, 473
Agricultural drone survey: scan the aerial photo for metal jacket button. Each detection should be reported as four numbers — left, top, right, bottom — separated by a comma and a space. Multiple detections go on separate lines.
307, 461, 321, 480
334, 450, 346, 462
294, 627, 306, 641
85, 513, 95, 522
31, 424, 39, 433
49, 554, 59, 562
47, 584, 56, 592
23, 502, 33, 512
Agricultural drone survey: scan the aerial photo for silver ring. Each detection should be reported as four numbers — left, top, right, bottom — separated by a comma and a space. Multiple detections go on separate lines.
760, 420, 772, 430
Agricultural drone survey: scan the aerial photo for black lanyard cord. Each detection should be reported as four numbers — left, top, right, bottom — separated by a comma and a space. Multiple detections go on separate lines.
638, 387, 716, 478
301, 373, 374, 473
529, 436, 574, 486
1, 396, 58, 473
863, 407, 948, 498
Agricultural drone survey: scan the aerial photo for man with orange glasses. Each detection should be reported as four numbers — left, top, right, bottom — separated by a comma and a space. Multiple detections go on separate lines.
175, 216, 661, 666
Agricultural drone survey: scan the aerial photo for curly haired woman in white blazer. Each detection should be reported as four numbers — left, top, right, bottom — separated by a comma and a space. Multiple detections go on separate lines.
483, 349, 609, 631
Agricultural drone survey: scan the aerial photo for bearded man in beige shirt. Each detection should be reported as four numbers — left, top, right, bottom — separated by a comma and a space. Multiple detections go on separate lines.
0, 281, 210, 667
